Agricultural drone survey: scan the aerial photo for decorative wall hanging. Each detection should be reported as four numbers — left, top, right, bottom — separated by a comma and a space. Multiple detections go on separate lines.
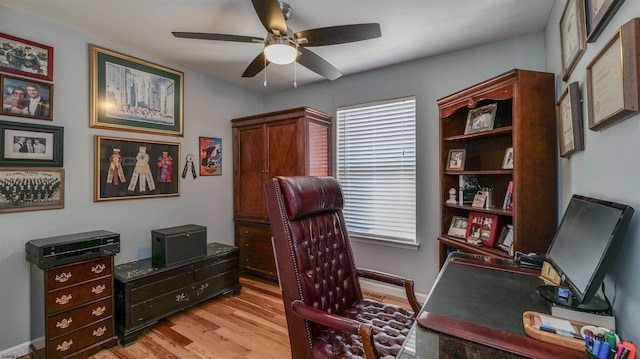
199, 137, 222, 176
0, 120, 63, 167
556, 82, 584, 157
1, 74, 53, 120
585, 0, 626, 42
559, 0, 586, 80
0, 33, 53, 81
0, 168, 64, 213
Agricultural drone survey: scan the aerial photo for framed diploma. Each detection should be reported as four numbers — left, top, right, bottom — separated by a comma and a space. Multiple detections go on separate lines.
560, 0, 586, 81
556, 82, 584, 157
586, 18, 640, 131
585, 0, 626, 42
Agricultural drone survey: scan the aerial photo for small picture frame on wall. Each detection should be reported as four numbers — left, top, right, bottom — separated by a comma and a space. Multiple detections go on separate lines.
1, 75, 53, 121
199, 137, 222, 176
445, 148, 465, 171
502, 147, 514, 169
0, 168, 64, 213
0, 120, 63, 167
464, 103, 497, 134
585, 0, 626, 42
0, 32, 53, 81
556, 82, 584, 157
559, 0, 586, 80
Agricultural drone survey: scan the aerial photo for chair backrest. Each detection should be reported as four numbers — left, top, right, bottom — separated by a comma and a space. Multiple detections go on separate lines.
264, 176, 364, 358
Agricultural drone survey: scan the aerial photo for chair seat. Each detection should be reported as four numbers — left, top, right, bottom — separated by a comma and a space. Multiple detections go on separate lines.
311, 299, 415, 359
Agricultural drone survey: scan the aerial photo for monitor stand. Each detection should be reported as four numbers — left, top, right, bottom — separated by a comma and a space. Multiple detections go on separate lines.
536, 285, 611, 313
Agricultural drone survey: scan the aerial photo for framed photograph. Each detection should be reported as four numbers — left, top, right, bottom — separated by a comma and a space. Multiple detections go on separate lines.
466, 212, 499, 247
89, 45, 184, 136
585, 0, 626, 42
586, 18, 640, 131
445, 148, 465, 171
464, 103, 497, 134
556, 82, 584, 157
1, 74, 53, 120
447, 215, 468, 238
471, 192, 487, 208
559, 0, 586, 81
0, 33, 53, 81
497, 224, 515, 256
0, 168, 64, 213
94, 135, 180, 202
199, 137, 222, 176
502, 147, 514, 169
0, 120, 63, 167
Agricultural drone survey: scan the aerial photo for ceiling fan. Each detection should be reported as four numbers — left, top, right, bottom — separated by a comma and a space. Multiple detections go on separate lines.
172, 0, 381, 81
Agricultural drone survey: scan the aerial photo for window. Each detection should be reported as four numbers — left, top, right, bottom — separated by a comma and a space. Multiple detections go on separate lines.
336, 97, 416, 244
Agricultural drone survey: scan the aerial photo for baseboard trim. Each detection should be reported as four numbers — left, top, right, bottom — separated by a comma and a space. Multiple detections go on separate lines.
1, 341, 31, 359
359, 278, 428, 304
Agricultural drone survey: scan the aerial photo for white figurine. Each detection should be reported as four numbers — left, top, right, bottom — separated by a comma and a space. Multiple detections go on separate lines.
446, 187, 457, 204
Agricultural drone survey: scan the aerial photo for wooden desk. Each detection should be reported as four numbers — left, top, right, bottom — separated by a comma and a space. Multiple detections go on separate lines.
396, 253, 583, 358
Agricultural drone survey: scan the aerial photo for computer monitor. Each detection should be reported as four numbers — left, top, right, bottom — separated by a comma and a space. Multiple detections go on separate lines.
537, 194, 634, 313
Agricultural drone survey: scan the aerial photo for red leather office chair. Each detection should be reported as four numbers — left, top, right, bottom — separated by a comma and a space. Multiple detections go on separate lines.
264, 176, 421, 359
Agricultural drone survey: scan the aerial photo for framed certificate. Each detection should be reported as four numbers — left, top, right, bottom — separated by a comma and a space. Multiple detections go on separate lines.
556, 82, 584, 157
586, 18, 640, 131
560, 0, 586, 81
585, 0, 626, 42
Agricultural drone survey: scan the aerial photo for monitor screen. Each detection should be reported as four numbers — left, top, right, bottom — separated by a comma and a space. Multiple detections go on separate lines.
545, 195, 634, 307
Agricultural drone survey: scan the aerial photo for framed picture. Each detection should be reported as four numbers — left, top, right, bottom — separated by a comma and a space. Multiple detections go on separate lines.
464, 103, 497, 134
445, 148, 465, 171
497, 224, 515, 256
0, 120, 63, 167
0, 168, 64, 213
502, 147, 514, 169
447, 215, 468, 238
94, 135, 180, 202
1, 74, 53, 120
556, 82, 584, 157
89, 45, 184, 136
0, 33, 53, 81
585, 0, 626, 42
471, 192, 487, 208
586, 18, 640, 131
559, 0, 586, 81
466, 212, 499, 247
199, 137, 222, 176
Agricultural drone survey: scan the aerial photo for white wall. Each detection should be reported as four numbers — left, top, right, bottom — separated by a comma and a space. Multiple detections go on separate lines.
544, 0, 640, 343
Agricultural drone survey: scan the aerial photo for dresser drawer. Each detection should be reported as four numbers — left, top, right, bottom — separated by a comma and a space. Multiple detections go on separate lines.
129, 287, 195, 325
194, 257, 238, 282
193, 271, 240, 301
47, 317, 113, 359
130, 270, 193, 303
46, 257, 112, 291
237, 236, 273, 254
237, 223, 271, 239
47, 298, 112, 339
47, 277, 112, 313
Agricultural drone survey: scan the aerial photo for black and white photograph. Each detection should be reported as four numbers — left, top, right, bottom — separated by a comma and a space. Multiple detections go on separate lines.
0, 168, 64, 213
1, 74, 53, 120
0, 120, 63, 167
0, 32, 53, 81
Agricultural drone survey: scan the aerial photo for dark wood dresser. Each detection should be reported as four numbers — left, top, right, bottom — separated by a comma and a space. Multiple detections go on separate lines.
113, 242, 241, 345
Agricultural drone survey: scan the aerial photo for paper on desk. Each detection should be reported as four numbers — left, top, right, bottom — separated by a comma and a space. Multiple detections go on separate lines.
540, 315, 575, 333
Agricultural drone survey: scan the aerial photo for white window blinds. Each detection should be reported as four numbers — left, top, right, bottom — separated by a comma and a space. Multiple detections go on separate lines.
336, 97, 416, 243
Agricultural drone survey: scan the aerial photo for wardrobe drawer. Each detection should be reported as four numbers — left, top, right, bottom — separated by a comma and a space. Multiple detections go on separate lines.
47, 298, 112, 339
46, 277, 112, 313
46, 257, 112, 291
47, 317, 113, 359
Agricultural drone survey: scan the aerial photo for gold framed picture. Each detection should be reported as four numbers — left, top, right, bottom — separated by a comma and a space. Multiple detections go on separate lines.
464, 103, 497, 134
446, 148, 466, 171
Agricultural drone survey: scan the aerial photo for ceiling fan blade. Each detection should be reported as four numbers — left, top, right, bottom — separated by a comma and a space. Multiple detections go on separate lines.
295, 23, 381, 46
297, 47, 342, 81
251, 0, 288, 36
172, 32, 264, 43
242, 52, 270, 78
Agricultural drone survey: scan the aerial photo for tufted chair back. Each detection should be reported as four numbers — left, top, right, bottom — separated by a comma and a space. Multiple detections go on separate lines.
265, 176, 416, 359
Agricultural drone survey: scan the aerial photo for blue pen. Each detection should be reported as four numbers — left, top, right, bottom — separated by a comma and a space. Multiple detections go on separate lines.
598, 342, 610, 359
593, 340, 601, 355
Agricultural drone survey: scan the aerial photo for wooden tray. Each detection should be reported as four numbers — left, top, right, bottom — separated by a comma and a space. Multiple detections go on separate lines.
522, 311, 589, 352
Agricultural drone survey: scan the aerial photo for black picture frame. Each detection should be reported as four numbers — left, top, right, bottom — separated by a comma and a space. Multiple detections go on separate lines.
94, 135, 180, 201
1, 74, 54, 121
0, 120, 63, 167
585, 0, 626, 42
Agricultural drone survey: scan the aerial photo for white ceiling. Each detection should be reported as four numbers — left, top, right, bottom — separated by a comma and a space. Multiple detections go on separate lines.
2, 0, 555, 93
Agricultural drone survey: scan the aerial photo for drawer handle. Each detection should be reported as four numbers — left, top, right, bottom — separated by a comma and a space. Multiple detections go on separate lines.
56, 339, 73, 352
56, 318, 73, 329
55, 272, 72, 283
55, 294, 72, 305
92, 306, 106, 316
196, 283, 209, 296
91, 264, 106, 274
93, 326, 107, 337
245, 230, 249, 234
176, 293, 189, 303
92, 284, 106, 294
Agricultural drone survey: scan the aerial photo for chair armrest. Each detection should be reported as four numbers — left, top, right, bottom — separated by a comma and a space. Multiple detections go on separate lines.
357, 268, 422, 313
291, 300, 380, 359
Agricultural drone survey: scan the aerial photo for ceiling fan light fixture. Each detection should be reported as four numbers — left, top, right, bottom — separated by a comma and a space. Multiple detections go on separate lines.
264, 37, 297, 65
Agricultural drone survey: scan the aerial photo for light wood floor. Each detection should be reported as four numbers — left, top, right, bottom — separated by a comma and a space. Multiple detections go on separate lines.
22, 276, 409, 359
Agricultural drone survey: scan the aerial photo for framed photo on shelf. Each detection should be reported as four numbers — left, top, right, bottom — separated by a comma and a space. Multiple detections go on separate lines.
0, 120, 63, 167
447, 215, 468, 238
585, 0, 626, 42
1, 75, 53, 120
497, 224, 515, 256
559, 0, 586, 81
199, 137, 222, 176
0, 168, 64, 213
586, 18, 640, 131
465, 212, 499, 247
445, 148, 465, 171
89, 44, 184, 136
464, 103, 497, 134
94, 135, 180, 202
502, 147, 514, 169
0, 32, 53, 81
556, 82, 584, 157
471, 192, 486, 208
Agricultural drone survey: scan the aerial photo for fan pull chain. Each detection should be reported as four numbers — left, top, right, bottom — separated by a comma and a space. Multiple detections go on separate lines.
293, 60, 297, 88
263, 55, 268, 87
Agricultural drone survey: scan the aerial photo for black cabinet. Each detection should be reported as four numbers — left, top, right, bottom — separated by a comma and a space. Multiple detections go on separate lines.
113, 243, 241, 345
